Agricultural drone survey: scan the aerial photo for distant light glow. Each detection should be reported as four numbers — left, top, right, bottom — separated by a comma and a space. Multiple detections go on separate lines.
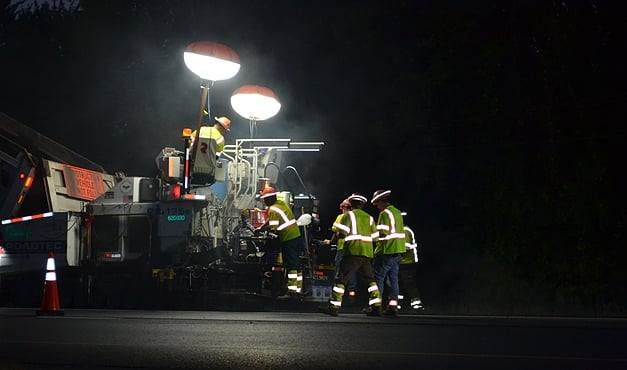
184, 41, 240, 81
231, 85, 281, 121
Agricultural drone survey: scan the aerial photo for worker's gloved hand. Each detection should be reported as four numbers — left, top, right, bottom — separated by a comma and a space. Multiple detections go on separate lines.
255, 224, 269, 235
322, 239, 331, 245
296, 213, 312, 226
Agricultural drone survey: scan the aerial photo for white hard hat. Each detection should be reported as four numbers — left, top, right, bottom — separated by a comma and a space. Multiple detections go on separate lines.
348, 193, 367, 204
371, 189, 391, 204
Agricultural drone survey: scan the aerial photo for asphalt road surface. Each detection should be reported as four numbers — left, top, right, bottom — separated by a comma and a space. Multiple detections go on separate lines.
1, 307, 626, 370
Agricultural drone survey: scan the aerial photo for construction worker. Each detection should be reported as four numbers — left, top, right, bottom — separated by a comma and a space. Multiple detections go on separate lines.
258, 186, 303, 297
189, 116, 231, 185
323, 199, 358, 300
190, 115, 231, 157
371, 189, 406, 317
319, 193, 382, 317
399, 221, 424, 312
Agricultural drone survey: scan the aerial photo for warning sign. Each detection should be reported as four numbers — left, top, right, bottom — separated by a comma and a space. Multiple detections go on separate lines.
62, 165, 105, 201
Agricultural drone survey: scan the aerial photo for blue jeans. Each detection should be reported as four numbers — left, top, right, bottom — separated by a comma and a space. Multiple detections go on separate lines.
335, 250, 357, 292
373, 254, 401, 304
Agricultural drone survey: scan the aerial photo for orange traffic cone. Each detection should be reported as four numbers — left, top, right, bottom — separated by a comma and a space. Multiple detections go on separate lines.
36, 251, 64, 316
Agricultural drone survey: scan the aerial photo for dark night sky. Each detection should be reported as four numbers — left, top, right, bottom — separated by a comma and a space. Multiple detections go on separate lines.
3, 0, 627, 313
1, 0, 444, 227
2, 1, 625, 223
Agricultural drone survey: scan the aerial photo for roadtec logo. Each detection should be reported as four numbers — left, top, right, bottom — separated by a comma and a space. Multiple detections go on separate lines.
4, 241, 64, 254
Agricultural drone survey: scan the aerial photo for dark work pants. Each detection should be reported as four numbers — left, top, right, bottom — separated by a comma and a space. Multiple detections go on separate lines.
281, 236, 302, 271
398, 263, 420, 302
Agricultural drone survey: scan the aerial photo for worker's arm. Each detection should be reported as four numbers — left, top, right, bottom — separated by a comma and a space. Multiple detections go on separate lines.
323, 233, 338, 245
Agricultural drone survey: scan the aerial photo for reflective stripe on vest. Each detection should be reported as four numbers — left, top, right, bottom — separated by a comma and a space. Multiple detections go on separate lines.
379, 208, 405, 241
269, 205, 297, 230
343, 211, 379, 242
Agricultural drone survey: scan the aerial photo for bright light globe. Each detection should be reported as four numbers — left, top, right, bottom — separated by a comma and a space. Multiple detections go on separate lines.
231, 85, 281, 121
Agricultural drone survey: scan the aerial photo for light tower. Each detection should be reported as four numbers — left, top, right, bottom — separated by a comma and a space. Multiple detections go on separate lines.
183, 41, 240, 166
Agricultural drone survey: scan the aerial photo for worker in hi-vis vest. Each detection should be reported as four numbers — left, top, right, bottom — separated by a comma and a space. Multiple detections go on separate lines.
371, 189, 406, 317
258, 186, 303, 296
319, 193, 382, 317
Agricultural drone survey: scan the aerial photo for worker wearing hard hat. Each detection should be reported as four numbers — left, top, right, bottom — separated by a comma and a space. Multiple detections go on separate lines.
323, 199, 358, 300
319, 193, 382, 317
371, 189, 406, 317
190, 116, 231, 158
258, 186, 303, 296
189, 116, 231, 185
399, 216, 424, 312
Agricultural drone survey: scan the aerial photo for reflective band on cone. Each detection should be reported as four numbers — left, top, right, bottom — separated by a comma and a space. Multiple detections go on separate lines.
36, 251, 64, 316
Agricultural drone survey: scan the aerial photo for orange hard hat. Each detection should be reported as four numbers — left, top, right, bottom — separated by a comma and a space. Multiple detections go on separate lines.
214, 116, 231, 131
260, 186, 277, 199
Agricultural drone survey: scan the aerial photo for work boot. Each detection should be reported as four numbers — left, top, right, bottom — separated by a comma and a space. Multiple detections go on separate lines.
363, 306, 381, 317
287, 291, 304, 302
382, 306, 399, 317
318, 305, 339, 317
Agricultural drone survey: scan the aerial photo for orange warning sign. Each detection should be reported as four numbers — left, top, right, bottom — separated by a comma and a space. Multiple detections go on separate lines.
62, 165, 105, 201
